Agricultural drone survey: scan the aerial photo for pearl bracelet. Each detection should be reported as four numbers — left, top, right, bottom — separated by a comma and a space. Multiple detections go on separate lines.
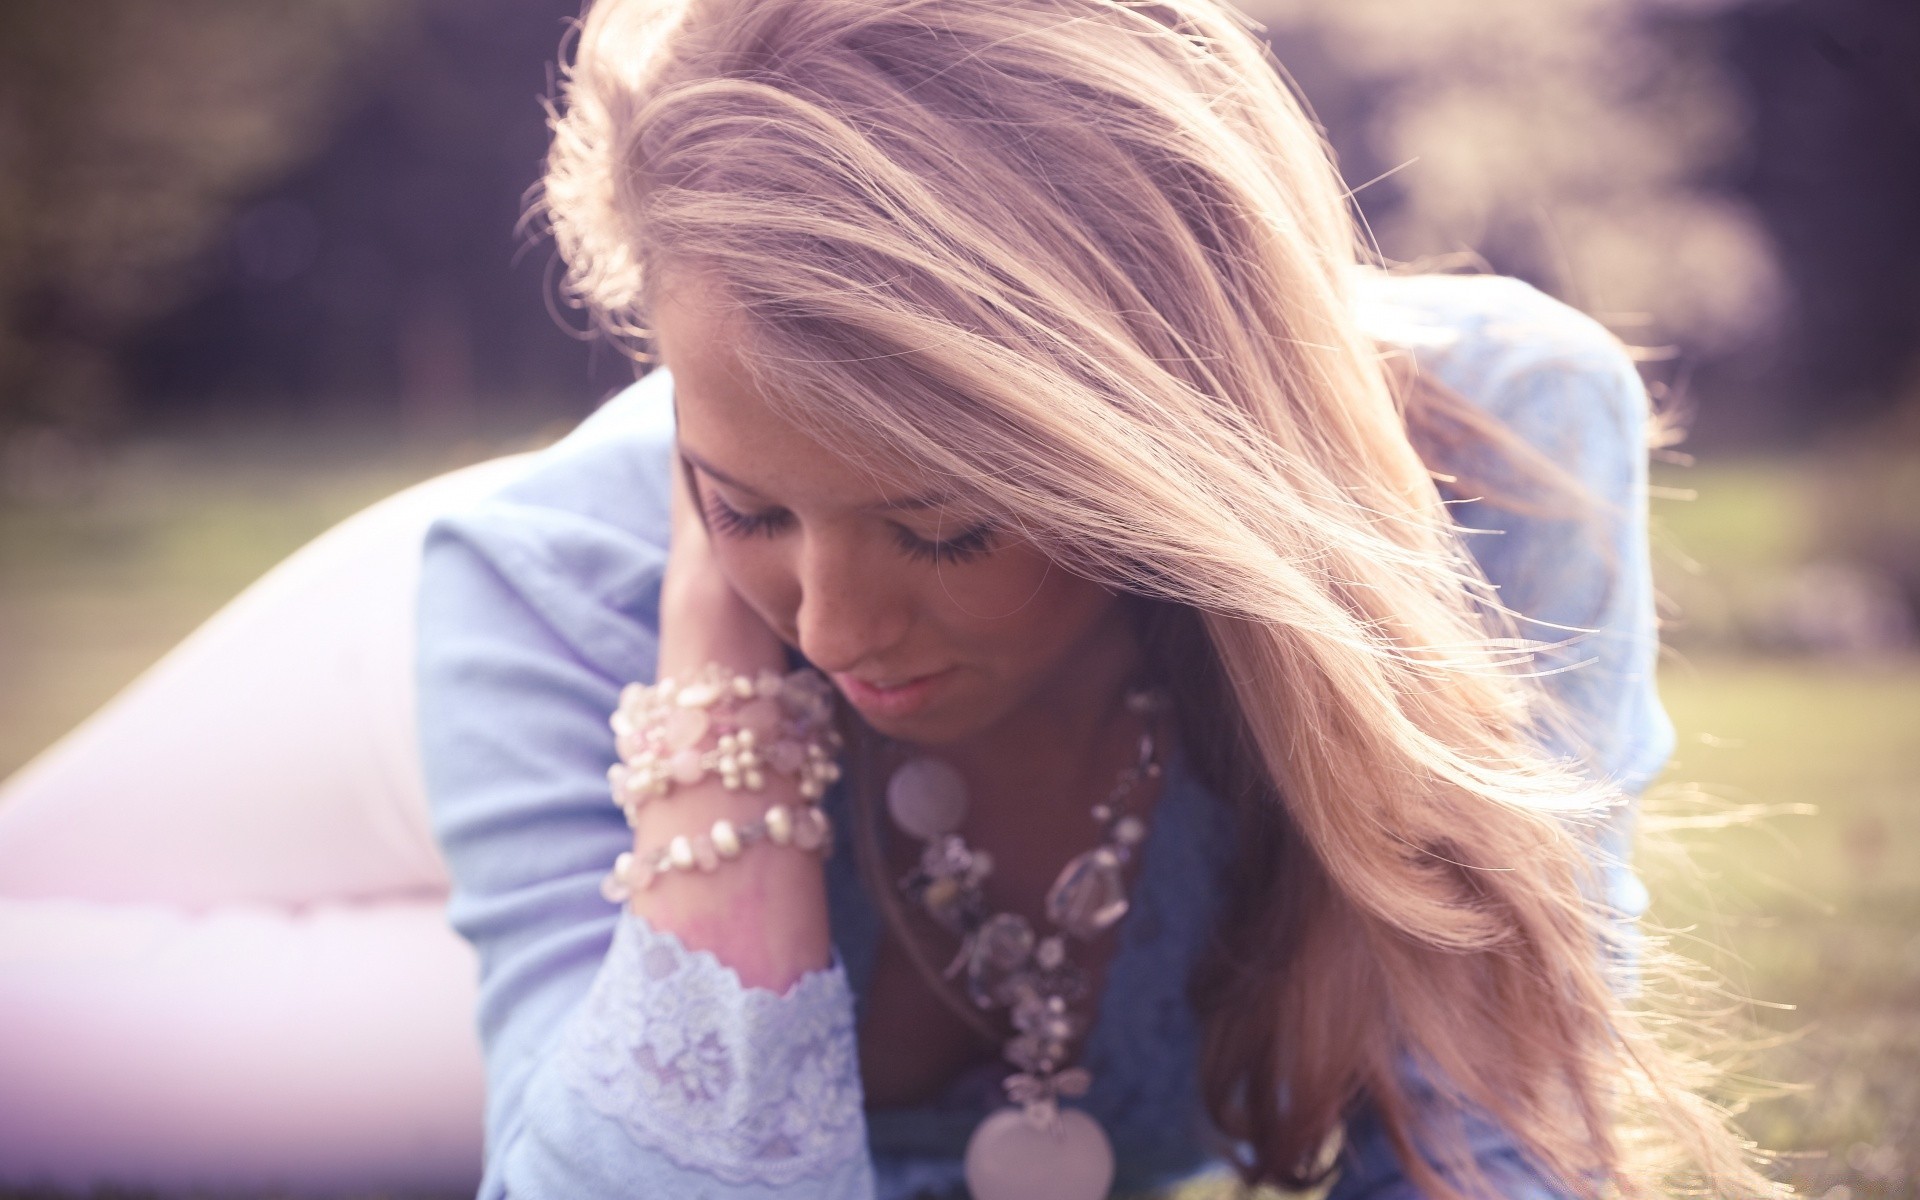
599, 802, 834, 902
606, 663, 843, 825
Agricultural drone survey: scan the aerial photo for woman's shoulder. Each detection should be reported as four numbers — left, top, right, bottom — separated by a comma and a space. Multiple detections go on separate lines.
1355, 268, 1638, 381
416, 368, 681, 677
1358, 268, 1644, 411
1357, 271, 1673, 795
1357, 268, 1652, 491
451, 367, 680, 537
425, 367, 681, 578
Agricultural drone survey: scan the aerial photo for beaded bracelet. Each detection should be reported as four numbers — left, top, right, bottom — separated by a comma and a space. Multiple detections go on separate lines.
599, 802, 834, 902
606, 664, 843, 826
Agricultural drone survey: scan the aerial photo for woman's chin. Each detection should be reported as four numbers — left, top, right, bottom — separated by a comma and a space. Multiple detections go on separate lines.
849, 704, 973, 749
831, 667, 955, 723
836, 674, 999, 748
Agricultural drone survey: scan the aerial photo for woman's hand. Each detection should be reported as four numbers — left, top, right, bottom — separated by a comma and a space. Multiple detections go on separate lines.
626, 444, 832, 993
658, 447, 787, 679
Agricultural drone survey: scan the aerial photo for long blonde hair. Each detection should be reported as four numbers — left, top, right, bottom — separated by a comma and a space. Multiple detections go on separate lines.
539, 1, 1779, 1196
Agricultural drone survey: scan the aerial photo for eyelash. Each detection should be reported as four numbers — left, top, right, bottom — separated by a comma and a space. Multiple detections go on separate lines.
701, 491, 998, 566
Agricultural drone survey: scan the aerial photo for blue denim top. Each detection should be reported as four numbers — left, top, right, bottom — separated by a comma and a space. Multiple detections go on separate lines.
415, 272, 1674, 1200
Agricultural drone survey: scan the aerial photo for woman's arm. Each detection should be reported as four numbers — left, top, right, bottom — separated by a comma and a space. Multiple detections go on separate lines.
1446, 295, 1675, 966
626, 439, 833, 991
1330, 279, 1675, 1199
416, 374, 873, 1199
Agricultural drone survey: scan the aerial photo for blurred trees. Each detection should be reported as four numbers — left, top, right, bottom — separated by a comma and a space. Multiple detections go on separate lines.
0, 1, 409, 441
124, 0, 620, 443
1248, 0, 1783, 351
1248, 0, 1920, 446
0, 0, 1914, 454
1724, 0, 1920, 434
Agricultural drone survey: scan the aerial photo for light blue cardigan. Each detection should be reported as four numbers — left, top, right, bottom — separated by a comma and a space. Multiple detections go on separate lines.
415, 272, 1674, 1200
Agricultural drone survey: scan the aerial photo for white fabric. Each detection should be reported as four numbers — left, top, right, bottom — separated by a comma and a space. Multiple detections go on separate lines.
0, 454, 528, 1196
561, 909, 868, 1188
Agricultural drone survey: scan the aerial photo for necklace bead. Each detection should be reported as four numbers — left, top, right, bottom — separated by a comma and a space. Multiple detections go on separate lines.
878, 686, 1164, 1200
1043, 846, 1130, 940
885, 756, 970, 839
964, 1105, 1115, 1200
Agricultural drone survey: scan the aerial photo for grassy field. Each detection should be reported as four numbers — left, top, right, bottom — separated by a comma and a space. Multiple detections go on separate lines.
0, 445, 1914, 1199
1653, 659, 1919, 1197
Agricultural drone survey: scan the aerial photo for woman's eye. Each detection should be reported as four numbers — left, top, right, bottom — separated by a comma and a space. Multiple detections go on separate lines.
703, 491, 793, 538
701, 482, 997, 566
891, 520, 999, 566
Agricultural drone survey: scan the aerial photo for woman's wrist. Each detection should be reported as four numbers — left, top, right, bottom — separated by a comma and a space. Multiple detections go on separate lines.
618, 741, 834, 992
621, 594, 836, 989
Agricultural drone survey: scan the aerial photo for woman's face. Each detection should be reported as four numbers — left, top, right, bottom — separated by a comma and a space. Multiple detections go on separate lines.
654, 280, 1133, 748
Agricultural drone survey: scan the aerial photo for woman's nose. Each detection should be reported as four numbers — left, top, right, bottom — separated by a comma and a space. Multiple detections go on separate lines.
791, 538, 911, 674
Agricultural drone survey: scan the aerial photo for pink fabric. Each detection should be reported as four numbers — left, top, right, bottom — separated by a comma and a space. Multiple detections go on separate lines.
0, 454, 529, 1196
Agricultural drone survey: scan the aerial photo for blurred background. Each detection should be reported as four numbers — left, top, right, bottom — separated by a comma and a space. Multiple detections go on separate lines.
0, 0, 1914, 1197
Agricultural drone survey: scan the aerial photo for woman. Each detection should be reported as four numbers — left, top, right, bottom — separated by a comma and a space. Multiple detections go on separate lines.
419, 0, 1775, 1198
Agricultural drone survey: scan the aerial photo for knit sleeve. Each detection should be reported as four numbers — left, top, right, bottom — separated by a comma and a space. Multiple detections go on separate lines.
414, 376, 875, 1199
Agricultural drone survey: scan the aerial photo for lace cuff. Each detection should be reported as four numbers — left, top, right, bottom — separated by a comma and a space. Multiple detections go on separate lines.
558, 907, 868, 1187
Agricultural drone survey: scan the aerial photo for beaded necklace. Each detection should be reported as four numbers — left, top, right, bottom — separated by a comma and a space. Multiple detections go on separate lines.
869, 687, 1165, 1200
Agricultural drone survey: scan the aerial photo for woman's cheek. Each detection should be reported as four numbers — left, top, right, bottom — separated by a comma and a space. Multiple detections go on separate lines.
988, 559, 1123, 670
920, 546, 1075, 639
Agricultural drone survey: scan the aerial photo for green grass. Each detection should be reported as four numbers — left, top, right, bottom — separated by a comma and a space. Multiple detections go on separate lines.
1648, 657, 1920, 1197
1650, 459, 1819, 575
1, 447, 1914, 1198
0, 432, 534, 781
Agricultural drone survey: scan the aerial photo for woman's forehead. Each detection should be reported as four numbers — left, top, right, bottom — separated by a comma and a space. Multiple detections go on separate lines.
652, 270, 1006, 518
667, 363, 959, 517
655, 270, 983, 515
674, 428, 957, 517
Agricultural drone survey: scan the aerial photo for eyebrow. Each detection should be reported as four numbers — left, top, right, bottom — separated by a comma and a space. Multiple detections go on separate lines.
677, 445, 956, 514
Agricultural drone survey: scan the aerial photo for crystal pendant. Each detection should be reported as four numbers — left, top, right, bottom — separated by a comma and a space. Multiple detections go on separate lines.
1044, 846, 1129, 940
963, 912, 1035, 1007
974, 912, 1035, 972
963, 1105, 1114, 1200
886, 757, 969, 839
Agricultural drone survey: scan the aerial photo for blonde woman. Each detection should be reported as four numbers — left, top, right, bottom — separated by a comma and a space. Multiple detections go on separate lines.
416, 1, 1777, 1198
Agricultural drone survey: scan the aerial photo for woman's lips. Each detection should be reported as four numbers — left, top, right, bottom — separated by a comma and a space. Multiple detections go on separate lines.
830, 668, 955, 719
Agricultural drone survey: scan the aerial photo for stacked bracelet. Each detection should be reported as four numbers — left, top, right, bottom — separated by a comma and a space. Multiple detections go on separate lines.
605, 663, 843, 826
598, 802, 834, 902
598, 663, 845, 905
